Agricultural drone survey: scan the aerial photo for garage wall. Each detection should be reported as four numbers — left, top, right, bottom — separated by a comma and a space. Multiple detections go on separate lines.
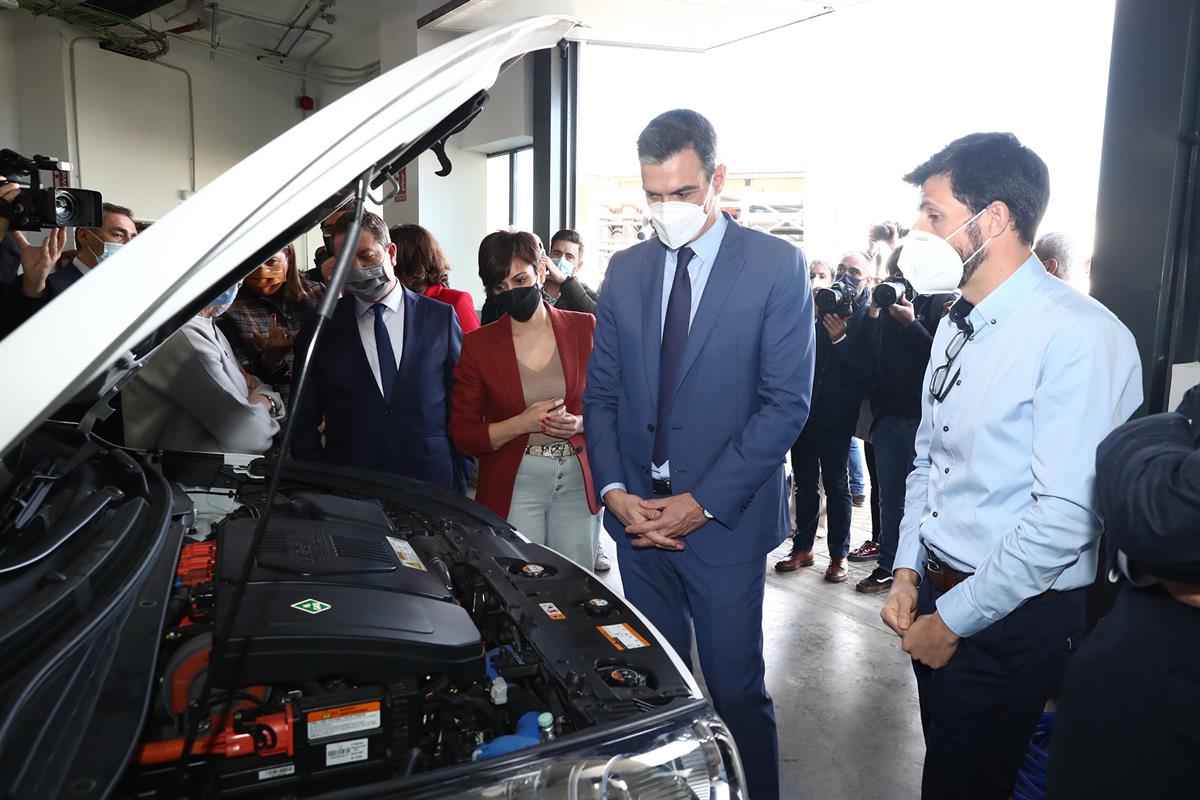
0, 13, 19, 153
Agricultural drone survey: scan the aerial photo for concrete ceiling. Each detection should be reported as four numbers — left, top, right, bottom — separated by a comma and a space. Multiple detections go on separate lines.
418, 0, 871, 52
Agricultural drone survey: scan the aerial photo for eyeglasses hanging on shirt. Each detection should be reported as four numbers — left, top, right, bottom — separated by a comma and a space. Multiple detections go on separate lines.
929, 297, 976, 403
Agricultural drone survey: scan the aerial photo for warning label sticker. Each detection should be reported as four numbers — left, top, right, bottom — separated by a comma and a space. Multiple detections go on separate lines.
258, 764, 295, 781
386, 536, 427, 571
326, 737, 370, 767
540, 602, 566, 620
307, 701, 382, 740
597, 623, 650, 651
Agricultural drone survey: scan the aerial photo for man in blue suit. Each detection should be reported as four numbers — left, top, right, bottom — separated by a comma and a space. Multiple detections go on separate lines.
292, 211, 464, 491
584, 109, 814, 800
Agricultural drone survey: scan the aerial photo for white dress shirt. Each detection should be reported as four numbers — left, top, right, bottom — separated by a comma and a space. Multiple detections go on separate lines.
354, 282, 405, 397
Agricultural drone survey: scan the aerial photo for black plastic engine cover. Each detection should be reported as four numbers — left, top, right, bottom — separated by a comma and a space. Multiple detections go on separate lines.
213, 517, 483, 687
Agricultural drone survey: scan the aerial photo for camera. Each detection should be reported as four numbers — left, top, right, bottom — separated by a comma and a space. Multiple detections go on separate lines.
0, 149, 103, 231
815, 275, 859, 317
873, 279, 913, 310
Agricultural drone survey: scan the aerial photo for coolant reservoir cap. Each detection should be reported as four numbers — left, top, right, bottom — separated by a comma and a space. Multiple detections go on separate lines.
586, 598, 611, 616
521, 563, 546, 578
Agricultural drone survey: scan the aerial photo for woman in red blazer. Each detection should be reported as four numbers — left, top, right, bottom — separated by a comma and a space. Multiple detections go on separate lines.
389, 223, 481, 333
450, 231, 599, 567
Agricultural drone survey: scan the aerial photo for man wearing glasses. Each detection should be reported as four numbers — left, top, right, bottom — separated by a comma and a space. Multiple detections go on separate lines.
880, 132, 1142, 799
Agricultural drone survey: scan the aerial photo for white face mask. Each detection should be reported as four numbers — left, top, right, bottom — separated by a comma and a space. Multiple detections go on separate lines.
85, 232, 125, 265
898, 207, 992, 294
647, 182, 714, 250
551, 256, 573, 278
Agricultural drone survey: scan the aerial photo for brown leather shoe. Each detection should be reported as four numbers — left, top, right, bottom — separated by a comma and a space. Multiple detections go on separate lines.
775, 550, 815, 572
825, 558, 848, 583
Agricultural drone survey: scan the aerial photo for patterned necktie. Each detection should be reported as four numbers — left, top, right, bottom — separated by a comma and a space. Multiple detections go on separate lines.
372, 303, 398, 399
653, 246, 695, 467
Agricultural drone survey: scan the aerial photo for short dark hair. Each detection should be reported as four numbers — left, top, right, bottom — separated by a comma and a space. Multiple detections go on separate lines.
549, 228, 584, 255
101, 202, 134, 221
390, 224, 451, 290
331, 210, 390, 250
478, 230, 540, 290
637, 109, 719, 179
903, 132, 1049, 245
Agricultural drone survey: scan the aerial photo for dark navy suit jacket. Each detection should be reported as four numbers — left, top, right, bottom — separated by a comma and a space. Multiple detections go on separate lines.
291, 286, 464, 490
584, 215, 816, 566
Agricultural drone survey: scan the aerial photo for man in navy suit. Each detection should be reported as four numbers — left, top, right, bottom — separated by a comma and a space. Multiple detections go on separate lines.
291, 211, 464, 491
584, 109, 814, 800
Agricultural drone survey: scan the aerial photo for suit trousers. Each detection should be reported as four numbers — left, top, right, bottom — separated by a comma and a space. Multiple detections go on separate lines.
912, 577, 1086, 800
616, 544, 779, 800
506, 453, 599, 567
791, 425, 853, 559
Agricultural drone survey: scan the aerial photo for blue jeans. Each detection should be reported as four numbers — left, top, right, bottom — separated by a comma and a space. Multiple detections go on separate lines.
848, 436, 866, 495
870, 415, 919, 573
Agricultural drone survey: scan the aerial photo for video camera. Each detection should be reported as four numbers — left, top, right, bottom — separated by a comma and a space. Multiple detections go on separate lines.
0, 149, 103, 231
815, 274, 860, 317
873, 278, 914, 311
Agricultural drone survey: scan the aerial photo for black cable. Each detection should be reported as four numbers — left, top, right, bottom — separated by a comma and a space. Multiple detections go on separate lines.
172, 173, 372, 798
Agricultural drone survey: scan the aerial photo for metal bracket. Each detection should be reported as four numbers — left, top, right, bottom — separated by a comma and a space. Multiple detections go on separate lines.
367, 171, 400, 205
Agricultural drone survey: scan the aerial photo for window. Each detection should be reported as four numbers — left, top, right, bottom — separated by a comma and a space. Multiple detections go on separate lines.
485, 147, 533, 233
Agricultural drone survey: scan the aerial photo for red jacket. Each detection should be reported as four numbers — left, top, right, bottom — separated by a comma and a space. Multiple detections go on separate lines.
449, 304, 599, 519
424, 284, 481, 333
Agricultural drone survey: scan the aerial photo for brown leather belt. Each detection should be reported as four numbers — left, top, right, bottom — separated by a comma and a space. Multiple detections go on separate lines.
924, 556, 1061, 596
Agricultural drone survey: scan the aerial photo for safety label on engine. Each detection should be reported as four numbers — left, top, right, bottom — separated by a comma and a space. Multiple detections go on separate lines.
597, 623, 650, 651
257, 763, 295, 781
540, 602, 566, 620
386, 536, 427, 571
307, 701, 381, 740
325, 737, 370, 767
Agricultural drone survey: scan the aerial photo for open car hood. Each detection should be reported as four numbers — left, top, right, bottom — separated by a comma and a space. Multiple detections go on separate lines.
0, 15, 576, 455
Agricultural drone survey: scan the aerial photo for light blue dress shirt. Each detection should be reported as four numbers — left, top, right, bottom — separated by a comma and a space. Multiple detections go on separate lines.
599, 212, 729, 499
893, 254, 1142, 637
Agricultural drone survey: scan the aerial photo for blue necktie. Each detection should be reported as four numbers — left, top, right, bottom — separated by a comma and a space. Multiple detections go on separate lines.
653, 246, 695, 467
372, 303, 398, 399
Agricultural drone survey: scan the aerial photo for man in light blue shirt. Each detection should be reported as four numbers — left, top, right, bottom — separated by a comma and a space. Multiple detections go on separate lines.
880, 133, 1142, 799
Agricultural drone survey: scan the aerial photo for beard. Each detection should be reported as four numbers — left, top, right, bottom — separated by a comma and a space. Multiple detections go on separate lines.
954, 219, 990, 288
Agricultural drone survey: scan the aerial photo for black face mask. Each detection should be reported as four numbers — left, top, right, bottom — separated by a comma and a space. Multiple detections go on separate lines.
493, 284, 542, 323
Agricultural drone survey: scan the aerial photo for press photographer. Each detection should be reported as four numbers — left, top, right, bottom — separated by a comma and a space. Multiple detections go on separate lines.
851, 246, 955, 593
776, 250, 874, 582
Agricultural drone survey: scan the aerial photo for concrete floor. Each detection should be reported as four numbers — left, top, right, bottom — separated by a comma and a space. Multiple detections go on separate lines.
596, 495, 926, 799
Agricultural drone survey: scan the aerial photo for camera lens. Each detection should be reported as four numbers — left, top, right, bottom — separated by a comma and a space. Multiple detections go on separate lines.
54, 190, 78, 226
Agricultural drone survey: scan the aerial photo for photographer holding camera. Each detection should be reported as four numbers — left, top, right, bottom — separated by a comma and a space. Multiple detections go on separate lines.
776, 250, 874, 582
851, 246, 955, 593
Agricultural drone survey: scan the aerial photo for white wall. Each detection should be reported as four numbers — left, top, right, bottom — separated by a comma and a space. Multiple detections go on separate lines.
0, 13, 20, 153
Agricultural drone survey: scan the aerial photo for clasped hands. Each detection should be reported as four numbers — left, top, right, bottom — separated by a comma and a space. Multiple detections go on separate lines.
881, 569, 960, 669
603, 489, 707, 551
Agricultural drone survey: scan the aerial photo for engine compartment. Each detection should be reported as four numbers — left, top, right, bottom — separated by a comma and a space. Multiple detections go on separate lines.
122, 481, 694, 798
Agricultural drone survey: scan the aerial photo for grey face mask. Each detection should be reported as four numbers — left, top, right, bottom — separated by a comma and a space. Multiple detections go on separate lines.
344, 262, 391, 301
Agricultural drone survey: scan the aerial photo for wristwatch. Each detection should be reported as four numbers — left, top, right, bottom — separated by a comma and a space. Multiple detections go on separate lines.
700, 505, 715, 521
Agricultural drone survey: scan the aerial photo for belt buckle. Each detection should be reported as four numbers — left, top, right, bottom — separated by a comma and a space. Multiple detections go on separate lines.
925, 558, 944, 575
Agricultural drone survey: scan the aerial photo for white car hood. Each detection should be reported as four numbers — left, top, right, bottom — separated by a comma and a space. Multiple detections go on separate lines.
0, 15, 575, 454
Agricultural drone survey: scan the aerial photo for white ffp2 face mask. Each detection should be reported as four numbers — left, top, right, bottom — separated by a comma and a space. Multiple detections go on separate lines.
898, 207, 992, 294
648, 183, 714, 250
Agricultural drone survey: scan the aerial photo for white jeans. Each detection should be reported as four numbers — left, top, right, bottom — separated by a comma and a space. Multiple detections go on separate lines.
507, 453, 600, 567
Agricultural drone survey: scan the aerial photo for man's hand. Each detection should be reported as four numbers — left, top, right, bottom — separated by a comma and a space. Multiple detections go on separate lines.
821, 312, 848, 342
543, 254, 566, 286
867, 297, 881, 319
888, 294, 916, 327
320, 255, 336, 283
628, 492, 707, 542
602, 489, 671, 549
881, 568, 919, 635
17, 228, 66, 299
1163, 580, 1200, 609
901, 610, 960, 669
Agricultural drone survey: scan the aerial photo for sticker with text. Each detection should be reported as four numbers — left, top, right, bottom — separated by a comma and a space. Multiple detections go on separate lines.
540, 602, 566, 620
386, 536, 427, 571
597, 623, 650, 651
307, 701, 381, 741
326, 737, 369, 767
257, 764, 295, 781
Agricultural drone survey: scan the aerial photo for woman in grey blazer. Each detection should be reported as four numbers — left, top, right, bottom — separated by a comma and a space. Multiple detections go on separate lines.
124, 283, 285, 455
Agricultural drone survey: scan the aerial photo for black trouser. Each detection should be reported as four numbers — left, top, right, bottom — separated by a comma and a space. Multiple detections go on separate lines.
912, 577, 1086, 799
864, 440, 880, 538
791, 425, 852, 559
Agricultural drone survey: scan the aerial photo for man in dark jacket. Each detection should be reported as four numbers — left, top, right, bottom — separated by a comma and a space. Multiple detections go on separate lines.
1046, 382, 1200, 799
853, 251, 954, 593
776, 250, 874, 582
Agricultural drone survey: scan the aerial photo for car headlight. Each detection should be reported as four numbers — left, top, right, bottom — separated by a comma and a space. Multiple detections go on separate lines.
379, 701, 745, 800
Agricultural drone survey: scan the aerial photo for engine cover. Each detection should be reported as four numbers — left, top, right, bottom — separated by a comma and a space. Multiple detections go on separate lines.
214, 516, 483, 687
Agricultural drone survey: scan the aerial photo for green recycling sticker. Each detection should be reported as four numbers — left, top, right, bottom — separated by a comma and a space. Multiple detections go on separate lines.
291, 598, 331, 615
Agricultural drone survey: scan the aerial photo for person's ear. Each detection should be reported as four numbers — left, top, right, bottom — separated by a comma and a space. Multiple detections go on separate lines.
711, 164, 727, 199
986, 201, 1012, 238
387, 242, 398, 267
